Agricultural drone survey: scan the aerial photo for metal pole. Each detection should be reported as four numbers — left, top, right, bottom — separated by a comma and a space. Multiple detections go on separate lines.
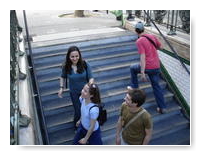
174, 10, 179, 32
168, 10, 176, 35
23, 10, 33, 56
167, 10, 170, 29
145, 10, 151, 26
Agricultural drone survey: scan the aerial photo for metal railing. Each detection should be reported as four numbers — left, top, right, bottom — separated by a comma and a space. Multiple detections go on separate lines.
126, 10, 190, 34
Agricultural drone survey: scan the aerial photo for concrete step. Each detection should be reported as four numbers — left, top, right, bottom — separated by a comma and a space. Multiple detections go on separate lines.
39, 70, 163, 97
30, 32, 190, 145
47, 99, 183, 145
149, 128, 190, 145
31, 30, 136, 52
45, 89, 176, 134
35, 50, 138, 72
36, 60, 136, 84
33, 41, 136, 60
41, 78, 167, 115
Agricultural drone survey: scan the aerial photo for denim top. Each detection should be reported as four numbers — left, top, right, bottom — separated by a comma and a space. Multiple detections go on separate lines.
61, 61, 93, 93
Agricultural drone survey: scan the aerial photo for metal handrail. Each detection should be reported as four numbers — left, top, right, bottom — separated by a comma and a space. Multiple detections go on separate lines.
143, 10, 190, 75
23, 10, 50, 144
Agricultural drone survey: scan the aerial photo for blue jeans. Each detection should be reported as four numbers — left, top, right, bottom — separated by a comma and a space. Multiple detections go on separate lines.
130, 64, 166, 109
70, 92, 81, 128
73, 124, 103, 145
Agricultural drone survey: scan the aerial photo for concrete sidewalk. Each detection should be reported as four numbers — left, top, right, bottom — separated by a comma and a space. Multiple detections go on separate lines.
16, 10, 122, 37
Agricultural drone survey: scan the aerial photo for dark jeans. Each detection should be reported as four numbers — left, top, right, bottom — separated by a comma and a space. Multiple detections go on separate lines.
130, 64, 166, 109
70, 92, 81, 128
73, 124, 103, 145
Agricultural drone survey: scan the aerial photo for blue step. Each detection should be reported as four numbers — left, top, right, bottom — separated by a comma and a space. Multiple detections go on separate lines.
30, 32, 190, 145
32, 35, 137, 56
44, 88, 178, 139
33, 43, 137, 68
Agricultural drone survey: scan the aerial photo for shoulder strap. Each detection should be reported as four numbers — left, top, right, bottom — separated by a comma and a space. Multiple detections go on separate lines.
141, 35, 158, 49
89, 105, 98, 112
122, 109, 146, 133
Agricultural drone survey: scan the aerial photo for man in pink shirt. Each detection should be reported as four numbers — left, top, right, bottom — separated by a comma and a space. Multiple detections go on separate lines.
129, 21, 167, 114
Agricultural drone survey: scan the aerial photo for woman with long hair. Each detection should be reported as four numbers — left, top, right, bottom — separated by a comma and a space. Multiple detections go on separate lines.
73, 83, 103, 145
58, 46, 94, 130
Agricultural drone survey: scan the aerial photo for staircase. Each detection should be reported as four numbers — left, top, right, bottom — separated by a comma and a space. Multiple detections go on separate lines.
29, 28, 190, 145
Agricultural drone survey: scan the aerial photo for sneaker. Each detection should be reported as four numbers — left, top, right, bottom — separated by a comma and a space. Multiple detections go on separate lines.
157, 107, 167, 114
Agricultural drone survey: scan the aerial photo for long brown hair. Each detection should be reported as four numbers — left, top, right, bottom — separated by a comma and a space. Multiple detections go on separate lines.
64, 46, 86, 74
89, 83, 101, 104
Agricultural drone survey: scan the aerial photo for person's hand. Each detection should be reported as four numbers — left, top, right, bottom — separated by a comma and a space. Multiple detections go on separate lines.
140, 72, 148, 82
76, 120, 80, 127
79, 138, 87, 145
58, 88, 63, 98
116, 135, 121, 145
89, 78, 95, 85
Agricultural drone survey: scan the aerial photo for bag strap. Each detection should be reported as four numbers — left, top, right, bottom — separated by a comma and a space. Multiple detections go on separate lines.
141, 35, 158, 49
89, 105, 98, 112
122, 109, 146, 133
89, 105, 99, 120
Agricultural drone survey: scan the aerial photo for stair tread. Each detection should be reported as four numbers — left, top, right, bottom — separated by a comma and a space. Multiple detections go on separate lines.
33, 41, 135, 60
150, 128, 190, 145
46, 97, 181, 136
42, 80, 168, 115
32, 32, 136, 53
35, 50, 138, 70
30, 33, 190, 145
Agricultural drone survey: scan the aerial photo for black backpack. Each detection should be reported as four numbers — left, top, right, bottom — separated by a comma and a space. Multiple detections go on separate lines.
89, 104, 107, 126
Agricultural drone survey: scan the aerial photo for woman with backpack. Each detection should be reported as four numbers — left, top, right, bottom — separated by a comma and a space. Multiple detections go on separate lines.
73, 83, 103, 145
58, 46, 94, 130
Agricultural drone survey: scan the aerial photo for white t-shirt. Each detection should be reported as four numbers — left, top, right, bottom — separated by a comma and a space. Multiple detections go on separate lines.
79, 97, 99, 131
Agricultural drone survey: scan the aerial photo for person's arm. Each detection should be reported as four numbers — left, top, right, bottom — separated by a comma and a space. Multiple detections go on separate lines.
155, 36, 163, 50
85, 62, 94, 85
116, 116, 122, 145
140, 53, 147, 81
58, 77, 65, 98
78, 119, 96, 144
142, 128, 152, 145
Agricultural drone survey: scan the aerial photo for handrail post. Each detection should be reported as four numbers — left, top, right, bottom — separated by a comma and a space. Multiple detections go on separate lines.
168, 10, 177, 35
144, 10, 151, 27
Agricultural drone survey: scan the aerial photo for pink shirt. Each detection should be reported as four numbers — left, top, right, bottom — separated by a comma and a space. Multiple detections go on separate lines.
136, 34, 161, 69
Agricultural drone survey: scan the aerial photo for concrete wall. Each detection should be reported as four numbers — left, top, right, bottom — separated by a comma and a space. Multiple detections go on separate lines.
18, 33, 43, 145
159, 51, 190, 105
